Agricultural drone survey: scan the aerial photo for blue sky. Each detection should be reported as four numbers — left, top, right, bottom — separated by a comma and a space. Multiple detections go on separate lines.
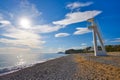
0, 0, 120, 53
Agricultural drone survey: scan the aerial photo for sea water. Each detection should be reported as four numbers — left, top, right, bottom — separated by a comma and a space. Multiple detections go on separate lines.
0, 53, 65, 75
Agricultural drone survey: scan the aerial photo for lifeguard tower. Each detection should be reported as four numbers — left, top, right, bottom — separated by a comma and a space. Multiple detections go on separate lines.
87, 18, 107, 56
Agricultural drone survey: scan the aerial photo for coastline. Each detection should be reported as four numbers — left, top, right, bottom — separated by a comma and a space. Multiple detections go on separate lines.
0, 53, 66, 76
0, 53, 120, 80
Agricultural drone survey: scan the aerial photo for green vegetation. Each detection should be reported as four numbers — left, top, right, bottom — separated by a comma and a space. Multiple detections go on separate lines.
105, 45, 120, 52
65, 45, 120, 54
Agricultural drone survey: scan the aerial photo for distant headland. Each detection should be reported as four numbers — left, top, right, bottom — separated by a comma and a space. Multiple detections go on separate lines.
65, 45, 120, 54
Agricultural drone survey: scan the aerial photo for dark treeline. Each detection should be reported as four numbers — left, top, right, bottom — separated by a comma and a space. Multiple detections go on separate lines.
65, 45, 120, 54
105, 45, 120, 52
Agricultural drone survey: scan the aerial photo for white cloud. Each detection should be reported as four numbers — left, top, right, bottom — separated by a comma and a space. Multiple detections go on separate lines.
111, 38, 120, 42
53, 10, 102, 26
66, 2, 93, 10
70, 45, 87, 49
80, 43, 87, 49
0, 0, 46, 49
0, 13, 3, 20
1, 28, 45, 48
70, 46, 81, 49
74, 27, 91, 35
0, 0, 103, 53
0, 17, 63, 50
81, 43, 87, 46
0, 47, 30, 54
19, 0, 41, 18
0, 20, 11, 25
55, 33, 70, 37
0, 13, 11, 27
6, 0, 42, 21
41, 47, 67, 53
32, 25, 64, 33
81, 46, 87, 49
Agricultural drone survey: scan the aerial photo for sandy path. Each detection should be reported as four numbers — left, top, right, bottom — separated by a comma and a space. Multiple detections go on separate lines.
74, 54, 120, 80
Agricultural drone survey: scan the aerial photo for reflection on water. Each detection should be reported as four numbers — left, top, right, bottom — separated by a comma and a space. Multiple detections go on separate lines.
16, 55, 26, 66
0, 53, 65, 69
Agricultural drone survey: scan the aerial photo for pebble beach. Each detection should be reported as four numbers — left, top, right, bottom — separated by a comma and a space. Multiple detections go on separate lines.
0, 52, 120, 80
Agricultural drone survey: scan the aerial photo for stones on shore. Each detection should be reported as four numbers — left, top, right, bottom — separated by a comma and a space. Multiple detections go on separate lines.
0, 55, 77, 80
0, 54, 120, 80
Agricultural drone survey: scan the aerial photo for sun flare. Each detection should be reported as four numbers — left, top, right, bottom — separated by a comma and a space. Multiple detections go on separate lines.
19, 17, 31, 29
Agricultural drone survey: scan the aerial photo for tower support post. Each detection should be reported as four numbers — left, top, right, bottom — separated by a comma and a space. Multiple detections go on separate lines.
88, 18, 107, 56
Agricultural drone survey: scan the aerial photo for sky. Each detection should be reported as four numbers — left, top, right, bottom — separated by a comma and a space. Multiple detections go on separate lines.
0, 0, 120, 54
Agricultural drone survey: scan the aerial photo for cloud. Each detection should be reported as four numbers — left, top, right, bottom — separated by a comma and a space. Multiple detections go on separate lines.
32, 25, 64, 33
0, 20, 11, 26
0, 0, 103, 53
55, 33, 70, 37
111, 38, 120, 42
0, 16, 63, 50
71, 43, 87, 49
41, 46, 68, 53
0, 47, 30, 54
80, 43, 87, 49
0, 13, 3, 19
0, 15, 11, 27
6, 0, 42, 20
74, 27, 91, 35
19, 0, 41, 18
70, 46, 81, 49
0, 0, 61, 53
81, 43, 87, 46
53, 10, 102, 26
0, 12, 11, 27
66, 1, 93, 10
1, 28, 45, 48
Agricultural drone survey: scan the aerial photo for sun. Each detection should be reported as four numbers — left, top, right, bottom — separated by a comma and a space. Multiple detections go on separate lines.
19, 17, 31, 29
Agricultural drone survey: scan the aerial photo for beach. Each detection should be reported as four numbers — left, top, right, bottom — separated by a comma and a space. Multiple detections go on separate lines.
0, 53, 120, 80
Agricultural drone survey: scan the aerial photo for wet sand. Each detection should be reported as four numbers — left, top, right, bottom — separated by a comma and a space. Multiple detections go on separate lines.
0, 52, 120, 80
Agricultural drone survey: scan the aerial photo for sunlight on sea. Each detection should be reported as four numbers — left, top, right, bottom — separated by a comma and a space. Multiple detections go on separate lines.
0, 53, 65, 74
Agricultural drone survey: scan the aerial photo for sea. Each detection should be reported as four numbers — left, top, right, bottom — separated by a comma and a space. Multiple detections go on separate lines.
0, 53, 65, 75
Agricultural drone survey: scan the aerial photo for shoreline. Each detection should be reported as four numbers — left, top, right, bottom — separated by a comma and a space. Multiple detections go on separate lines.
0, 53, 66, 76
0, 55, 77, 80
0, 53, 120, 80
